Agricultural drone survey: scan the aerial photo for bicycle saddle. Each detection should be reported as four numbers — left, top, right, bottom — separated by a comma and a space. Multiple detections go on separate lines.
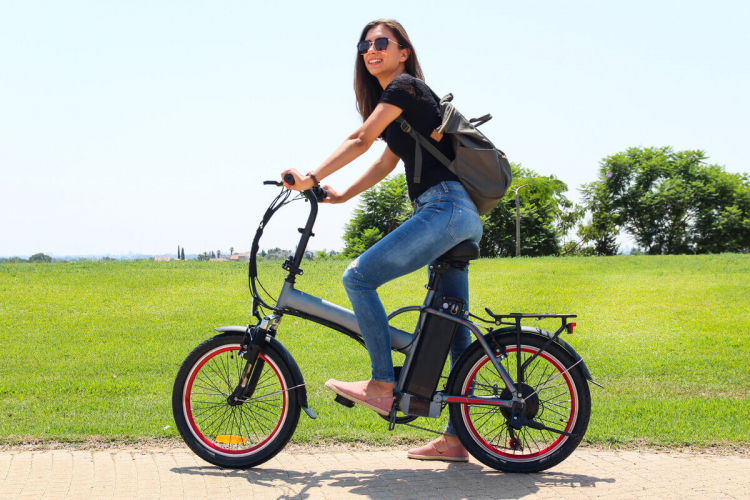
437, 241, 480, 262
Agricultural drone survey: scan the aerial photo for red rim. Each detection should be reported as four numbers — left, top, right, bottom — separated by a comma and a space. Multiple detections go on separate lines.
183, 345, 288, 456
461, 346, 577, 461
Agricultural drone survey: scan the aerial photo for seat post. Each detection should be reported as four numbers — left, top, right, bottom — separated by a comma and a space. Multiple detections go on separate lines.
423, 261, 450, 306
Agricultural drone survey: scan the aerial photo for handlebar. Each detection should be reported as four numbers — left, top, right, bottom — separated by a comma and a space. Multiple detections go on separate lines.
283, 173, 328, 202
250, 177, 322, 301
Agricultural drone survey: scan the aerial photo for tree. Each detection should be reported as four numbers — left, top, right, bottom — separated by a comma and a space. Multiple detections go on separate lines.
582, 147, 750, 254
0, 257, 28, 263
343, 174, 411, 258
217, 250, 221, 259
181, 248, 185, 260
480, 164, 580, 258
229, 247, 234, 256
29, 253, 52, 263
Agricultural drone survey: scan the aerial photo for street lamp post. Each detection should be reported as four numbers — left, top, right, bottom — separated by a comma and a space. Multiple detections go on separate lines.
514, 185, 528, 257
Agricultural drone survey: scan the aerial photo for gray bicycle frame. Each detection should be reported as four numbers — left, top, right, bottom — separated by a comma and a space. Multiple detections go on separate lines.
273, 265, 521, 401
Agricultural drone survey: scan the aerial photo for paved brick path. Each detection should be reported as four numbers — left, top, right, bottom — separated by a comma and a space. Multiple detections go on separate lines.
1, 446, 748, 499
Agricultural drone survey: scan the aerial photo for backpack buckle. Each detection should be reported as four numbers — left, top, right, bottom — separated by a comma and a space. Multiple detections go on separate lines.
400, 120, 412, 133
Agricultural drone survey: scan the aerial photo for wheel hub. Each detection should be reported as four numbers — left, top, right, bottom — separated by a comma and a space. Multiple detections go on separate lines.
227, 396, 244, 407
499, 384, 539, 420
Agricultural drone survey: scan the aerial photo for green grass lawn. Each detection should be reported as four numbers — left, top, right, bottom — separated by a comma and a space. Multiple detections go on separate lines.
0, 254, 748, 448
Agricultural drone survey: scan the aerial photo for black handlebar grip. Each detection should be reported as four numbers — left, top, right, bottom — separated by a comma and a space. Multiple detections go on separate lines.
283, 173, 327, 201
311, 186, 328, 202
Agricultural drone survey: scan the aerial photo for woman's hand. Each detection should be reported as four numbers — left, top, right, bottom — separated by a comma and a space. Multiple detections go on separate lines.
281, 168, 315, 191
320, 185, 346, 204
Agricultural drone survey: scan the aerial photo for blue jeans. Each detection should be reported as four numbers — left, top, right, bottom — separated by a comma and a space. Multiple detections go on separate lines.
342, 181, 483, 436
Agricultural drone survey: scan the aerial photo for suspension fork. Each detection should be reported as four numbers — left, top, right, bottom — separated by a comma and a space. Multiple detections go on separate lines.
228, 316, 279, 404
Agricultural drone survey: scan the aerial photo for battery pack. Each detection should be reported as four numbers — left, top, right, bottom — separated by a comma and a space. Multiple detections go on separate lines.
402, 296, 466, 400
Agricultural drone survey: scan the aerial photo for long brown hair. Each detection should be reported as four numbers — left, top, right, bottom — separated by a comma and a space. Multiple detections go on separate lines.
354, 19, 424, 139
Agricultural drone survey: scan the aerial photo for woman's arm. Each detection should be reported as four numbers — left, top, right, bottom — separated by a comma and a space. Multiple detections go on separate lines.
282, 102, 403, 190
323, 146, 401, 204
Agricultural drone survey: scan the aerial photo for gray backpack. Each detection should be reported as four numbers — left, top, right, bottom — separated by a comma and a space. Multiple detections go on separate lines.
395, 93, 512, 216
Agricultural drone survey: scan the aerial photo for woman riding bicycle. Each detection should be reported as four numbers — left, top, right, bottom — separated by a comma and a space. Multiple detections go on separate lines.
282, 19, 482, 462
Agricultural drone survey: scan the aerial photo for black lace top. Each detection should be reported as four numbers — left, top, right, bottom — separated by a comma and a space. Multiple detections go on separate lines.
378, 73, 458, 201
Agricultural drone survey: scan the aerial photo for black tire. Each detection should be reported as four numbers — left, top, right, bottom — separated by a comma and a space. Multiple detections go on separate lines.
172, 334, 301, 468
448, 332, 591, 473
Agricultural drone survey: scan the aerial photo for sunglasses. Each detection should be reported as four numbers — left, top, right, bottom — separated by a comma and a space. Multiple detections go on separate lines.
357, 37, 403, 55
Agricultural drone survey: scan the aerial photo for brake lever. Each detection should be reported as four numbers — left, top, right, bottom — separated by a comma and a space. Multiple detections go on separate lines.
264, 180, 283, 186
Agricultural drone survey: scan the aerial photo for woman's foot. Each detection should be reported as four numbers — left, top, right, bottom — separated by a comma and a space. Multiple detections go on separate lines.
325, 379, 394, 416
407, 435, 469, 462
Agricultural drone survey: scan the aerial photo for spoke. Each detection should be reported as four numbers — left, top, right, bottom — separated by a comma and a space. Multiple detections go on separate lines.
190, 396, 226, 419
491, 422, 512, 450
222, 353, 234, 395
521, 429, 532, 454
253, 379, 279, 394
193, 375, 225, 394
482, 420, 509, 447
243, 406, 264, 443
470, 410, 499, 431
540, 404, 568, 419
525, 360, 581, 403
544, 399, 572, 409
541, 390, 572, 404
237, 399, 252, 446
477, 371, 497, 390
536, 381, 569, 396
472, 381, 499, 392
191, 400, 227, 413
253, 396, 283, 406
192, 407, 226, 425
249, 403, 282, 423
526, 429, 543, 453
201, 406, 230, 441
524, 354, 542, 383
196, 370, 227, 396
204, 360, 232, 393
532, 362, 556, 391
202, 401, 234, 438
190, 390, 228, 397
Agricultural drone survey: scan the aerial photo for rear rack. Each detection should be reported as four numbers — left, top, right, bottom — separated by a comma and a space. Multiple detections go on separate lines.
480, 308, 580, 385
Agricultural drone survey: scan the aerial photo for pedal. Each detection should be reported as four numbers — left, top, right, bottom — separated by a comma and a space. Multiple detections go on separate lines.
334, 394, 355, 408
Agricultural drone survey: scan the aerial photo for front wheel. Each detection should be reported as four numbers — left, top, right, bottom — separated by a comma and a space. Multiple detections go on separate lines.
448, 332, 591, 473
172, 333, 301, 468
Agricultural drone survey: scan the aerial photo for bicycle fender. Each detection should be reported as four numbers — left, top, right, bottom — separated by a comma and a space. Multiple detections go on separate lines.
213, 326, 315, 416
488, 327, 602, 388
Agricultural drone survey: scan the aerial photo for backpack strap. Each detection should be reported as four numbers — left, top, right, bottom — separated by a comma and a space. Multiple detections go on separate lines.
395, 116, 452, 184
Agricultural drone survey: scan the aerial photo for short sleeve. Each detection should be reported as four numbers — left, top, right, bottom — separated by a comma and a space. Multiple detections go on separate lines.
378, 74, 417, 113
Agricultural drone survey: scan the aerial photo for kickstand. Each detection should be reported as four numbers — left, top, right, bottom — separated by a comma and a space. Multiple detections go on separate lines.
388, 402, 397, 431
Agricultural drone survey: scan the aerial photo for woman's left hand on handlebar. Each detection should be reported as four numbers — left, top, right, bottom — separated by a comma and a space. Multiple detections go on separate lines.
320, 184, 344, 204
281, 168, 315, 191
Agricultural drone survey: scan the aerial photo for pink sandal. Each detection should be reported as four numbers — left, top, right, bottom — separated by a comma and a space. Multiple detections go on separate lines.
324, 379, 394, 416
407, 437, 469, 462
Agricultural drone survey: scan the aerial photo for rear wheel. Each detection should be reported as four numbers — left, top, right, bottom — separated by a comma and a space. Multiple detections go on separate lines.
172, 334, 300, 468
448, 332, 590, 472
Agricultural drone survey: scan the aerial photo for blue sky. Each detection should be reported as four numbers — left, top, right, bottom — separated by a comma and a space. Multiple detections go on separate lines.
2, 1, 748, 257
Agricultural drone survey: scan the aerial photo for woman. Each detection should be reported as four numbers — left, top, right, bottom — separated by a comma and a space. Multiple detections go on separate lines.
281, 19, 482, 462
